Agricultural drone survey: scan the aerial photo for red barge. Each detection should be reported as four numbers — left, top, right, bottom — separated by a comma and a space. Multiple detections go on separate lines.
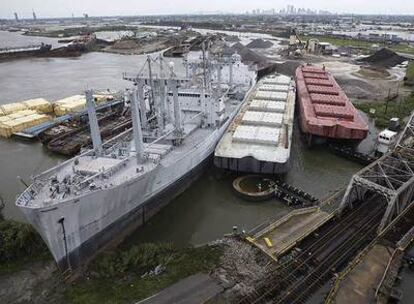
295, 65, 368, 145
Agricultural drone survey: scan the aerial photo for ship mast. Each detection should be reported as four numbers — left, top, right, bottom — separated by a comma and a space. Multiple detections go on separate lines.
147, 55, 155, 111
129, 87, 144, 163
85, 90, 102, 156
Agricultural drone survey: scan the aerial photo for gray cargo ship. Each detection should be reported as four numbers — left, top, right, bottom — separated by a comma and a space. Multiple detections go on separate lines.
15, 51, 256, 271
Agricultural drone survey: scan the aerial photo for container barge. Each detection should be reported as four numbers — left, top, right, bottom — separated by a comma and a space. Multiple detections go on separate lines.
295, 65, 368, 146
0, 43, 52, 61
214, 74, 296, 174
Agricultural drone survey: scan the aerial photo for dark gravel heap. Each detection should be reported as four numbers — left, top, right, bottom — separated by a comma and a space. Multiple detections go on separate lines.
231, 42, 269, 66
359, 48, 406, 67
246, 39, 273, 49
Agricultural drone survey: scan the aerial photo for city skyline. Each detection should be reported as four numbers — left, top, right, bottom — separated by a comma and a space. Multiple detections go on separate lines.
2, 0, 414, 19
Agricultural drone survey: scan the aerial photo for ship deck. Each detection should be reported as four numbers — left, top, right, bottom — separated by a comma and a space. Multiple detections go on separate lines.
17, 98, 240, 209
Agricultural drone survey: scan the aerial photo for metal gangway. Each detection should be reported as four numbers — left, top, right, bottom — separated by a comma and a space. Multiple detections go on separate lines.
340, 111, 414, 233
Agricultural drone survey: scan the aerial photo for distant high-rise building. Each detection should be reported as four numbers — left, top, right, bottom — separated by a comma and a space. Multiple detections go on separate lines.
14, 12, 19, 22
83, 13, 89, 19
32, 10, 37, 20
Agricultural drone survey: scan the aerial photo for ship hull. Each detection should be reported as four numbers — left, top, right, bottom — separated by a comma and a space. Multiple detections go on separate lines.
56, 155, 210, 270
0, 45, 52, 61
19, 115, 235, 271
214, 156, 290, 175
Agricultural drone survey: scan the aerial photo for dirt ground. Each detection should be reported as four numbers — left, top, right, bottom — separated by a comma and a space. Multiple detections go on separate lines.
275, 52, 407, 101
0, 260, 66, 304
102, 38, 173, 55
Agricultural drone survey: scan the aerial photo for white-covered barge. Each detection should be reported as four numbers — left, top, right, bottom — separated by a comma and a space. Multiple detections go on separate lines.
214, 74, 296, 174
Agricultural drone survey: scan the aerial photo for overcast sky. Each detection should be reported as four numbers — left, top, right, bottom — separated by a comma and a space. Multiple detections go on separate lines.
2, 0, 414, 19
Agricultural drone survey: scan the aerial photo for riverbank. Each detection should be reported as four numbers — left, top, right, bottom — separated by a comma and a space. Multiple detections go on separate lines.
1, 199, 224, 304
355, 92, 414, 129
0, 200, 51, 275
23, 26, 143, 39
305, 35, 414, 55
0, 228, 224, 304
406, 62, 414, 86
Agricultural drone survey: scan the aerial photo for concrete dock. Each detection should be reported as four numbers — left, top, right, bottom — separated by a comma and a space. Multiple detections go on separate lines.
329, 244, 393, 304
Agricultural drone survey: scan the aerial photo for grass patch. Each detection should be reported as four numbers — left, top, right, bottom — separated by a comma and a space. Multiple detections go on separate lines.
405, 62, 414, 86
306, 35, 374, 49
355, 94, 414, 129
305, 35, 414, 55
0, 219, 51, 274
65, 243, 223, 304
25, 26, 145, 38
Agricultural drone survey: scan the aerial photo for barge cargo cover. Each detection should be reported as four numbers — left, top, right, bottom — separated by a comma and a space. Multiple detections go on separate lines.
214, 74, 296, 174
295, 66, 368, 144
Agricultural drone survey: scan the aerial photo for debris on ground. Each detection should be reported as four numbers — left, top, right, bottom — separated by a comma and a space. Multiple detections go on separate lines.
246, 39, 273, 49
211, 237, 275, 302
359, 48, 406, 67
224, 35, 241, 43
335, 77, 381, 99
111, 39, 140, 50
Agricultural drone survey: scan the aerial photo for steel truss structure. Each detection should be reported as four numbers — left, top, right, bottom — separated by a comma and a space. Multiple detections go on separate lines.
340, 112, 414, 233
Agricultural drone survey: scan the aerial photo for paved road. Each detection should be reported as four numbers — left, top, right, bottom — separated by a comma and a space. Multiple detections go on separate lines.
137, 273, 224, 304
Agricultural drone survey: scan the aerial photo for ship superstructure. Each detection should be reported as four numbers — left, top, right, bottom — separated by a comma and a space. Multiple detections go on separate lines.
16, 49, 256, 270
214, 74, 296, 174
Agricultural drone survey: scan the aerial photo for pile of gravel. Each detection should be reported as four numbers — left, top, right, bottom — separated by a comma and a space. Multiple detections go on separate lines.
231, 42, 269, 66
246, 39, 273, 49
224, 35, 241, 43
359, 48, 406, 67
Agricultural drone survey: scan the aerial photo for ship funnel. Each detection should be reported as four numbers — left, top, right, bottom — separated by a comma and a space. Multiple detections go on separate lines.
85, 90, 102, 156
130, 88, 145, 163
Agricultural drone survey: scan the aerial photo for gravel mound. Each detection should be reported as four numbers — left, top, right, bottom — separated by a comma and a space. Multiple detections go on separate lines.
359, 48, 406, 67
224, 35, 241, 43
246, 39, 273, 49
212, 237, 275, 302
231, 42, 269, 66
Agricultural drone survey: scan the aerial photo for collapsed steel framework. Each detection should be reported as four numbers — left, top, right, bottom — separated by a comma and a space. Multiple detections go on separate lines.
340, 112, 414, 233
